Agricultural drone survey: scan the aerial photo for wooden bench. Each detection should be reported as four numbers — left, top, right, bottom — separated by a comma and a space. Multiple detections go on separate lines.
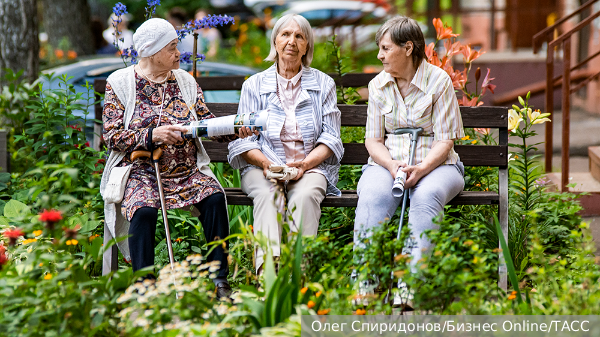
95, 75, 509, 290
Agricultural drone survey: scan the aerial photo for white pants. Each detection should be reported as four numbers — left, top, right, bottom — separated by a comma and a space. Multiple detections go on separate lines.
241, 168, 327, 270
354, 163, 464, 272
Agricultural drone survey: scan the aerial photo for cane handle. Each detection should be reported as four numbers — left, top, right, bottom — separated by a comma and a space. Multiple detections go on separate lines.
130, 148, 164, 162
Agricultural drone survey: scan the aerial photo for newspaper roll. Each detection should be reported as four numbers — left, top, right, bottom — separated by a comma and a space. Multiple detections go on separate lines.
391, 168, 407, 197
182, 109, 268, 138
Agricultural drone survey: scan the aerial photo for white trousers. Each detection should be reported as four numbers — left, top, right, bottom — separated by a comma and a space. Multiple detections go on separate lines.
241, 168, 327, 270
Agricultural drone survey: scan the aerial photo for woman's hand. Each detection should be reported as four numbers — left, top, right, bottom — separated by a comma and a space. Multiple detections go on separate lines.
385, 160, 407, 179
237, 126, 260, 139
402, 165, 426, 189
286, 161, 306, 180
261, 160, 274, 178
152, 125, 188, 145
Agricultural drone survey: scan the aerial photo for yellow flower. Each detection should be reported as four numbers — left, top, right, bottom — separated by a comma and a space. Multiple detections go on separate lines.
508, 294, 516, 300
528, 108, 551, 124
300, 287, 308, 295
508, 109, 523, 132
22, 238, 37, 244
461, 135, 470, 141
315, 291, 322, 298
472, 256, 478, 263
307, 300, 315, 309
66, 240, 72, 245
355, 308, 366, 315
33, 230, 43, 237
317, 308, 330, 315
39, 263, 43, 267
71, 239, 78, 245
44, 274, 52, 280
471, 140, 477, 144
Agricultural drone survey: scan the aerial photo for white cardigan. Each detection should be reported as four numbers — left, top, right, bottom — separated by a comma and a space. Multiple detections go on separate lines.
99, 65, 223, 260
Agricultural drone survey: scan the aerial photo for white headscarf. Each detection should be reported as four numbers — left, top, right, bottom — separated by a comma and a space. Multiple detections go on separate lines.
133, 18, 178, 57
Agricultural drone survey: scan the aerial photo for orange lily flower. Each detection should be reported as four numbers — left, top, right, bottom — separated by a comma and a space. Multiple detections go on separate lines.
444, 40, 463, 57
458, 96, 483, 107
425, 42, 435, 61
462, 44, 485, 64
433, 18, 459, 41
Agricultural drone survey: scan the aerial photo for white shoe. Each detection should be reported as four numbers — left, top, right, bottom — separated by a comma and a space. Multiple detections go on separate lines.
352, 280, 377, 307
392, 281, 414, 310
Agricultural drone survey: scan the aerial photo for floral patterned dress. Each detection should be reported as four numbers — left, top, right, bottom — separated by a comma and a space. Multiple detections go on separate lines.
103, 72, 228, 221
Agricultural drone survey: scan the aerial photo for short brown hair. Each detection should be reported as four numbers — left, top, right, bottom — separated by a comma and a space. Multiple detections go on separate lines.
375, 16, 425, 66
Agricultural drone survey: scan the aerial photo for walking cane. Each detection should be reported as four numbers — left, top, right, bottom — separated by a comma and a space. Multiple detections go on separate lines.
391, 127, 423, 305
131, 148, 179, 297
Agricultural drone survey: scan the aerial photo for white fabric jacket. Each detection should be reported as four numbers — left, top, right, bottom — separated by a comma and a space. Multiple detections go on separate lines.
99, 65, 223, 260
227, 64, 344, 196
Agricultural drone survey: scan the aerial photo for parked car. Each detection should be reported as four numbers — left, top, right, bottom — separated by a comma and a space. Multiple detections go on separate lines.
254, 0, 389, 50
41, 57, 257, 143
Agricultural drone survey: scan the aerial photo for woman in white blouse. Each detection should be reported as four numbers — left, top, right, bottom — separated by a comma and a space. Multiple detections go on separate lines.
228, 14, 344, 274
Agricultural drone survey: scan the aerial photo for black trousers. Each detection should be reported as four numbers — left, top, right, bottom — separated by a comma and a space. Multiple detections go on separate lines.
128, 192, 229, 278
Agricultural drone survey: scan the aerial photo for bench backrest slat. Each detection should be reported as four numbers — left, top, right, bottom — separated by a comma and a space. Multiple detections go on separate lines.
205, 103, 508, 129
204, 141, 507, 167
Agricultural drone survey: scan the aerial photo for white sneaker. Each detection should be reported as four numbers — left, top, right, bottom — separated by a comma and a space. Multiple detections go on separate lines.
392, 281, 414, 310
352, 280, 377, 307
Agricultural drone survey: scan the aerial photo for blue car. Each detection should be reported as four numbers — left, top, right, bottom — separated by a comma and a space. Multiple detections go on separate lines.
41, 57, 257, 144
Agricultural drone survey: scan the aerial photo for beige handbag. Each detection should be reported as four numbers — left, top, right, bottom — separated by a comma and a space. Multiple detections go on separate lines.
103, 165, 132, 204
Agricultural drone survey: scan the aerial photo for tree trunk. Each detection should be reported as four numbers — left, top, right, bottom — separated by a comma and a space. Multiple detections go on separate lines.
41, 0, 94, 56
0, 0, 39, 87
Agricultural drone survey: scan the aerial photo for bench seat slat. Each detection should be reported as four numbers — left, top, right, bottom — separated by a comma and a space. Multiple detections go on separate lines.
223, 188, 498, 208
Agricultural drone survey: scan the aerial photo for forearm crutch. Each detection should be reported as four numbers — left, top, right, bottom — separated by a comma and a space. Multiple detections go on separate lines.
392, 127, 423, 295
131, 148, 177, 274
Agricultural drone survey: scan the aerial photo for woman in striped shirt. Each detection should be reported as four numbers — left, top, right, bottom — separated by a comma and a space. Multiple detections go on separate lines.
228, 14, 344, 275
354, 16, 465, 306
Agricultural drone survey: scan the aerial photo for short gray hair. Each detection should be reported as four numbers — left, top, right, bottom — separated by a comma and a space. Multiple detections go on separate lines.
265, 14, 314, 67
375, 16, 425, 66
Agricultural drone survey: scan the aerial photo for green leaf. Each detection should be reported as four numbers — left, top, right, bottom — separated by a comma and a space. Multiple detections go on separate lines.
494, 217, 523, 304
0, 216, 9, 228
3, 199, 31, 219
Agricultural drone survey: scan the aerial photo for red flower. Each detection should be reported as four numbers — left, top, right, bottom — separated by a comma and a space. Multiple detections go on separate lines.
74, 144, 79, 149
3, 228, 24, 246
39, 209, 63, 223
84, 141, 90, 148
95, 158, 106, 168
0, 244, 6, 255
433, 18, 459, 41
0, 252, 8, 270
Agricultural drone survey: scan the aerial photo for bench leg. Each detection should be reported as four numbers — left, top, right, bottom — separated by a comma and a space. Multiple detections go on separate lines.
102, 224, 118, 275
498, 167, 509, 291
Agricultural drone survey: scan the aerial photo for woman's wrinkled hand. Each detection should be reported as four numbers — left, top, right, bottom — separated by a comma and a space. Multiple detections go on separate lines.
386, 160, 407, 179
286, 161, 306, 180
402, 165, 426, 189
237, 126, 260, 139
152, 125, 188, 145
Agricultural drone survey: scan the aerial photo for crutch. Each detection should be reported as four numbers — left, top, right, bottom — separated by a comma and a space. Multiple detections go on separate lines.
131, 148, 178, 296
391, 127, 423, 305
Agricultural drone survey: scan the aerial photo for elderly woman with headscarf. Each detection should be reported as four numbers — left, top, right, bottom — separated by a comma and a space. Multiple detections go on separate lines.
353, 16, 465, 307
100, 18, 237, 298
228, 14, 344, 274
